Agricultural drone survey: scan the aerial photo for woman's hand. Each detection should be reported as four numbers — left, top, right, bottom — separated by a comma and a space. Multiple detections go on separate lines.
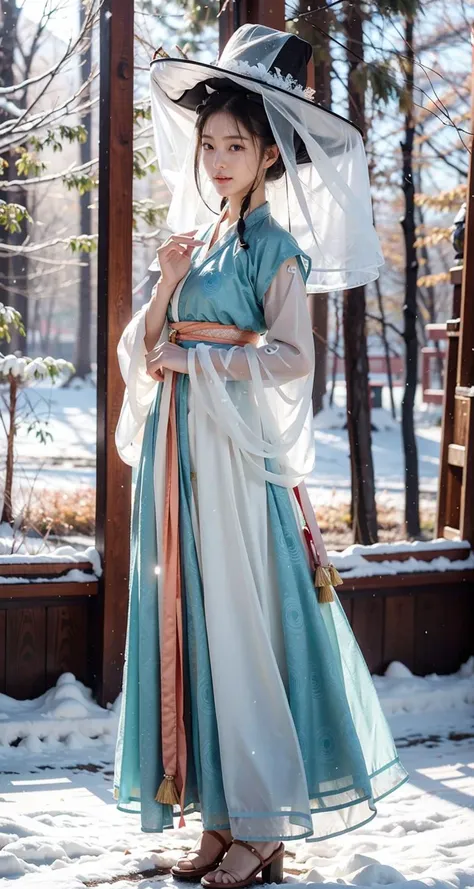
158, 231, 206, 292
146, 342, 188, 382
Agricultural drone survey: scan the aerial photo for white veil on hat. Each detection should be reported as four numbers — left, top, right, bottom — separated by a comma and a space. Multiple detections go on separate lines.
149, 24, 384, 292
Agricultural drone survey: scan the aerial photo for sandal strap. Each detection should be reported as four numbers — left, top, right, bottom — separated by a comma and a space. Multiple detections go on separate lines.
231, 839, 265, 867
206, 830, 231, 854
176, 831, 229, 871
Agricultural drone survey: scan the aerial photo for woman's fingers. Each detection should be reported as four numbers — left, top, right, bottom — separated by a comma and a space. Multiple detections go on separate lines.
166, 247, 187, 258
147, 362, 164, 381
169, 234, 206, 247
159, 244, 186, 257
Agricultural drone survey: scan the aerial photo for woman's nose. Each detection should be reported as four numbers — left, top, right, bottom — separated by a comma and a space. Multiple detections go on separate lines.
213, 153, 226, 169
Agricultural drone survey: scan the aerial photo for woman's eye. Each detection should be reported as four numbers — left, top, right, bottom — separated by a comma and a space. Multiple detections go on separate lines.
202, 142, 213, 150
230, 144, 244, 151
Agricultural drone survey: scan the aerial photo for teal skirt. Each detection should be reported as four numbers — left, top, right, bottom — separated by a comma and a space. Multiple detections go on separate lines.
114, 375, 408, 841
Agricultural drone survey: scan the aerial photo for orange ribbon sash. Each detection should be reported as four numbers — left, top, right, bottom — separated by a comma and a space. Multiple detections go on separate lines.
156, 321, 259, 822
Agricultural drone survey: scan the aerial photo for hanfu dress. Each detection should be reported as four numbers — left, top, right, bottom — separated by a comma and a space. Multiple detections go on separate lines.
113, 201, 408, 843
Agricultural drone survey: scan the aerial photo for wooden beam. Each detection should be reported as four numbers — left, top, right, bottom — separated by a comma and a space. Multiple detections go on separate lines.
0, 561, 93, 577
443, 525, 461, 540
362, 544, 470, 563
0, 582, 98, 601
242, 0, 285, 28
456, 30, 474, 387
448, 443, 466, 468
338, 569, 474, 593
219, 0, 286, 53
460, 393, 474, 541
95, 0, 134, 706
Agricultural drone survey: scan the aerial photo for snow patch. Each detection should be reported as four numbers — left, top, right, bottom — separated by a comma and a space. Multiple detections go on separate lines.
0, 529, 101, 579
329, 538, 473, 579
373, 658, 474, 716
0, 673, 117, 756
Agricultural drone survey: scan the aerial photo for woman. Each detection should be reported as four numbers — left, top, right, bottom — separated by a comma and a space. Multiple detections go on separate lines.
113, 24, 408, 889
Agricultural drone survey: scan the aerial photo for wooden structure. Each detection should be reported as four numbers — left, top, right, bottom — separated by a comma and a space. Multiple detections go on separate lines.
421, 324, 446, 405
338, 543, 474, 675
1, 1, 473, 703
1, 542, 472, 694
0, 560, 96, 699
94, 0, 134, 705
436, 31, 474, 541
436, 267, 474, 540
0, 2, 134, 705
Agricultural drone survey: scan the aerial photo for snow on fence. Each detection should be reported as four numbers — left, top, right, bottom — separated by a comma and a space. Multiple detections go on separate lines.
0, 537, 473, 699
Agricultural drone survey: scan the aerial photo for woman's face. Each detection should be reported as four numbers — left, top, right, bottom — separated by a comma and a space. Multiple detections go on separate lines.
199, 110, 276, 201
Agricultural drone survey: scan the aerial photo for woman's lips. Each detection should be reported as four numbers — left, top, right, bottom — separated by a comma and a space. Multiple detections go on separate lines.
215, 176, 232, 182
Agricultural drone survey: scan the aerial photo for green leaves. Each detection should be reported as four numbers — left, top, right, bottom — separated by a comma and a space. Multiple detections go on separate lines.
132, 199, 167, 230
0, 200, 33, 234
29, 125, 88, 153
67, 234, 98, 254
15, 148, 47, 178
0, 355, 75, 384
64, 171, 98, 194
0, 304, 26, 344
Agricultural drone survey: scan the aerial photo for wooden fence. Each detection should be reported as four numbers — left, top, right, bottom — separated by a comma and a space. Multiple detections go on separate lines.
1, 554, 472, 700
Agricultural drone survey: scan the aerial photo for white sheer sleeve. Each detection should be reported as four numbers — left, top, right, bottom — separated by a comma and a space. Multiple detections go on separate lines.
115, 298, 169, 466
187, 259, 315, 486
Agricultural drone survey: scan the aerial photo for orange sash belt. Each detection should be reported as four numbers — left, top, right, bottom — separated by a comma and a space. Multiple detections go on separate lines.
155, 321, 259, 823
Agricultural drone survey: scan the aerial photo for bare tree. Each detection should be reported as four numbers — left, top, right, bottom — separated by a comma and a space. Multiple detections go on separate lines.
74, 0, 93, 378
400, 15, 421, 538
294, 0, 333, 415
343, 0, 378, 544
0, 0, 28, 352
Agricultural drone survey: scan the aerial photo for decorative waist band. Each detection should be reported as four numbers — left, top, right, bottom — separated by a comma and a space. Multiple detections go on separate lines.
169, 321, 260, 347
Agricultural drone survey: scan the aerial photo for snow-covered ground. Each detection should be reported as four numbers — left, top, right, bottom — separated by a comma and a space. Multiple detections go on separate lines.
1, 380, 441, 511
0, 662, 474, 888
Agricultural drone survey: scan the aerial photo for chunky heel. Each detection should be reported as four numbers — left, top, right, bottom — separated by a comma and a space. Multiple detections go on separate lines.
201, 841, 285, 889
262, 852, 284, 884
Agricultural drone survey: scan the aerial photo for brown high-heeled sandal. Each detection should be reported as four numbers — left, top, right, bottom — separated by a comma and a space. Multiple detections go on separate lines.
171, 830, 232, 882
200, 839, 285, 888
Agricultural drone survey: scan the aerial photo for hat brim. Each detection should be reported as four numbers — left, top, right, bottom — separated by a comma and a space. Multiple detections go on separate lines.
150, 57, 362, 165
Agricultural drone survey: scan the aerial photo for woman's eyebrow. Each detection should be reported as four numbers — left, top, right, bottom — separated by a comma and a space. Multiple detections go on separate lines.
201, 133, 249, 140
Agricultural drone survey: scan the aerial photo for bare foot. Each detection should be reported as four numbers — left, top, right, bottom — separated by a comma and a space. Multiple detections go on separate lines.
175, 829, 232, 873
204, 840, 281, 885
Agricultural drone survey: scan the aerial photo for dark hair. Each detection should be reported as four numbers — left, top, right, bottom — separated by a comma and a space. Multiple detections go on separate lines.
194, 88, 285, 249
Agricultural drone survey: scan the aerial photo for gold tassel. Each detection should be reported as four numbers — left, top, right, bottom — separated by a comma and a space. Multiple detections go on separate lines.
317, 583, 334, 604
314, 565, 331, 588
328, 563, 343, 587
155, 774, 180, 806
314, 564, 335, 604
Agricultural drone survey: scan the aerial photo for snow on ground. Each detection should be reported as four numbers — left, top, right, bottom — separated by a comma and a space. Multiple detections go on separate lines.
0, 662, 474, 887
1, 380, 441, 510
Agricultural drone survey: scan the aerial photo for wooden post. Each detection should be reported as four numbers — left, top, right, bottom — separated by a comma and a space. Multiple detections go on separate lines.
435, 29, 474, 546
94, 0, 134, 705
219, 0, 285, 51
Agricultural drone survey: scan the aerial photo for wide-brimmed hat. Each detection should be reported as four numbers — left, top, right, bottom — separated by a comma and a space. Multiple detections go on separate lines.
149, 24, 384, 292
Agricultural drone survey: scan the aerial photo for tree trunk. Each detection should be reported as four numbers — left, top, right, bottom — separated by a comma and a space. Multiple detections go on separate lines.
1, 375, 18, 524
400, 17, 421, 538
296, 0, 332, 414
414, 154, 444, 383
73, 0, 93, 378
343, 0, 378, 544
0, 1, 28, 353
375, 277, 397, 419
310, 297, 328, 413
329, 294, 340, 407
